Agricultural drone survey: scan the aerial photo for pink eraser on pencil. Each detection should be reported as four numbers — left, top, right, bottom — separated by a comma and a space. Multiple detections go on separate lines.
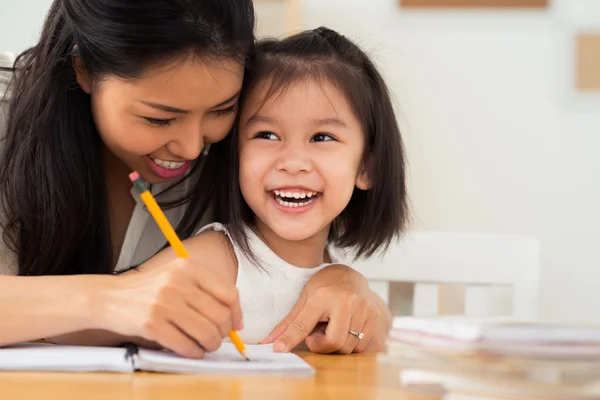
129, 171, 140, 182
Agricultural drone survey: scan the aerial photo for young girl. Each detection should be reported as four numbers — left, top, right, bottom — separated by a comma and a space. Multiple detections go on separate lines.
0, 1, 386, 360
150, 27, 408, 354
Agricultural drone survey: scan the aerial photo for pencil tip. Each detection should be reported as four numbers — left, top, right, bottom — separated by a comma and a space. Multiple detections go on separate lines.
243, 352, 250, 361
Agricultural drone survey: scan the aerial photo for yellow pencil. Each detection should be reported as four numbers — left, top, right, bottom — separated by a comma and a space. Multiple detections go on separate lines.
129, 171, 249, 361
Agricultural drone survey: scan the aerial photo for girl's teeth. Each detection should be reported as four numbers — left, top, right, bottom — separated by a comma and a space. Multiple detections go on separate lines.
273, 190, 317, 199
274, 196, 316, 207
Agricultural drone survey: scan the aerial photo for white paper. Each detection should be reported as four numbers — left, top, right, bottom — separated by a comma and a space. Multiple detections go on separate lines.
0, 343, 132, 372
392, 316, 600, 344
136, 343, 314, 376
0, 342, 314, 376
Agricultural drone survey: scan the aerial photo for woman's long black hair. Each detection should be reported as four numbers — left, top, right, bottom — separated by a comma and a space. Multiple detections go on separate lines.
0, 0, 255, 276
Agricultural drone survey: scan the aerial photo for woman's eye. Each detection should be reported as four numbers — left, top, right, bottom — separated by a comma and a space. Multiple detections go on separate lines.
254, 131, 278, 140
311, 133, 335, 142
144, 117, 174, 127
213, 104, 237, 117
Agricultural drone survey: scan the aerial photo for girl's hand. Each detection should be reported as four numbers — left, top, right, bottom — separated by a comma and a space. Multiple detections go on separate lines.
92, 257, 243, 359
260, 264, 391, 354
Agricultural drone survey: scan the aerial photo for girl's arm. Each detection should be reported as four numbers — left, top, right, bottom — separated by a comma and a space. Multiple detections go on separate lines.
47, 230, 238, 348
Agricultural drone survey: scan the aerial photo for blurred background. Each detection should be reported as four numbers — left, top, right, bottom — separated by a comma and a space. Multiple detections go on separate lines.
1, 0, 599, 323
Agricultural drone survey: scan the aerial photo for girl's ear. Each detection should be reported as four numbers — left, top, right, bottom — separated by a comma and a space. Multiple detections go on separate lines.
355, 155, 372, 190
72, 56, 93, 94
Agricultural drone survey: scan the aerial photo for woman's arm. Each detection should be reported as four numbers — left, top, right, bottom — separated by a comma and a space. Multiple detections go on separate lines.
1, 232, 241, 358
0, 274, 159, 349
0, 274, 111, 347
0, 234, 152, 347
47, 230, 238, 348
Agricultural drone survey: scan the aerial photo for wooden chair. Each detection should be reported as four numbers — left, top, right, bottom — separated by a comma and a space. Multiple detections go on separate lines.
352, 232, 541, 319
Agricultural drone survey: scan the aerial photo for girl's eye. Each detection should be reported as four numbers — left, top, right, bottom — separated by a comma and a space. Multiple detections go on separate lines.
254, 131, 278, 140
213, 104, 237, 117
311, 133, 335, 142
144, 117, 174, 127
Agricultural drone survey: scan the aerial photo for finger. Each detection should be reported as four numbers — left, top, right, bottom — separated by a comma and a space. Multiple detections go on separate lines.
186, 289, 233, 338
169, 305, 223, 353
189, 264, 243, 329
260, 293, 307, 344
273, 300, 322, 353
147, 320, 205, 359
305, 302, 353, 354
353, 309, 379, 353
338, 310, 369, 355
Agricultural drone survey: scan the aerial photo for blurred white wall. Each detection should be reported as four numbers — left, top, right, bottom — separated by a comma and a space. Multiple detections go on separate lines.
1, 0, 599, 323
290, 0, 600, 323
0, 0, 53, 53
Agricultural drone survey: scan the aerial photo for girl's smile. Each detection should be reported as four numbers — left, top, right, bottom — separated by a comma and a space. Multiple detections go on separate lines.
269, 187, 322, 214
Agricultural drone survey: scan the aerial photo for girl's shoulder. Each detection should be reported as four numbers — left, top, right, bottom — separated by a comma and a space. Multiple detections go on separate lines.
194, 222, 242, 267
184, 222, 239, 282
196, 221, 229, 236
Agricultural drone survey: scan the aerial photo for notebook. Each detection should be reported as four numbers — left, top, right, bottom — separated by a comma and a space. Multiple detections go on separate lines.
389, 316, 600, 359
0, 342, 314, 376
391, 316, 600, 344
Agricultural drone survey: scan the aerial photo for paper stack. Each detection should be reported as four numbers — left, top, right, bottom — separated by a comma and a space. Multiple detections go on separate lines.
379, 316, 600, 400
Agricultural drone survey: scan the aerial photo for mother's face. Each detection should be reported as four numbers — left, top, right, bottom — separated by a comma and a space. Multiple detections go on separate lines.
75, 55, 244, 184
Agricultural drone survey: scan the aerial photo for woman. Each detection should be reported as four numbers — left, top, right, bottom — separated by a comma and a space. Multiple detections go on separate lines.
0, 0, 391, 359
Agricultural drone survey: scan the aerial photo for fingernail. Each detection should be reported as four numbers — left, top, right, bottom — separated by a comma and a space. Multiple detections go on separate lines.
273, 341, 288, 353
236, 320, 244, 330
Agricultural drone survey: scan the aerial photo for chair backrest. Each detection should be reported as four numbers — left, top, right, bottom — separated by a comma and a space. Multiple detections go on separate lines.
351, 232, 541, 319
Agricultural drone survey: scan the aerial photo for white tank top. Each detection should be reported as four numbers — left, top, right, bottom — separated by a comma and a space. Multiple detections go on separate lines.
197, 222, 344, 344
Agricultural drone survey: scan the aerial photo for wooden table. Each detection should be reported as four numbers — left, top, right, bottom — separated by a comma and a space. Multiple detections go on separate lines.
0, 351, 437, 400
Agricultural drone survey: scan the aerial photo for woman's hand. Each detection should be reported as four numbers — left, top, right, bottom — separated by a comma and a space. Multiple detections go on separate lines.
260, 264, 391, 354
91, 256, 243, 359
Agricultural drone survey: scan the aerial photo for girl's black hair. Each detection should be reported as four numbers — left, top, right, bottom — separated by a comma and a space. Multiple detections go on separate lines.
0, 0, 255, 276
212, 27, 409, 261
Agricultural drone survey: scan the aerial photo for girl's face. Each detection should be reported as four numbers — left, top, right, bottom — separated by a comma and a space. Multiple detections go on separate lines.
75, 56, 244, 184
238, 79, 370, 244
